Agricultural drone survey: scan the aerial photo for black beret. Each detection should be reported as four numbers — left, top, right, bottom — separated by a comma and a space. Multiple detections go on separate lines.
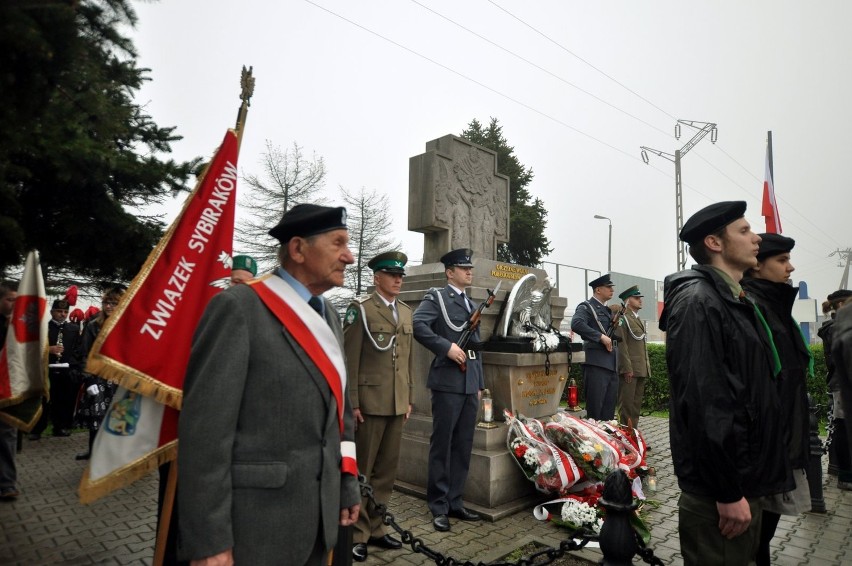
440, 248, 474, 268
269, 204, 348, 243
368, 251, 408, 274
680, 201, 747, 244
756, 233, 795, 261
589, 273, 614, 289
828, 289, 852, 302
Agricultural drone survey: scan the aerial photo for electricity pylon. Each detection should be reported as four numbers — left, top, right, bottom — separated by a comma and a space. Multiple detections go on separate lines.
641, 120, 718, 272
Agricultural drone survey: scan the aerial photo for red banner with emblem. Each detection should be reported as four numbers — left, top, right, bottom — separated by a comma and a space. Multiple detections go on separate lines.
0, 250, 49, 430
79, 130, 240, 503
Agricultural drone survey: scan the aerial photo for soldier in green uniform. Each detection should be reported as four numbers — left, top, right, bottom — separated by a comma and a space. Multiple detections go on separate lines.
614, 285, 651, 428
343, 251, 414, 562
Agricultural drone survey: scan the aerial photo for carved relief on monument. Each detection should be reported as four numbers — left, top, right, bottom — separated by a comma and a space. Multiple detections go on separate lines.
409, 135, 509, 262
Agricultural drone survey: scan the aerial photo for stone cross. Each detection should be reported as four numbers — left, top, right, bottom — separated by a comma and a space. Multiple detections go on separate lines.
409, 135, 510, 263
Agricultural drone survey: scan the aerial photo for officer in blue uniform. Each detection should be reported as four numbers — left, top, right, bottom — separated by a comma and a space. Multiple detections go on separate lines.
571, 274, 618, 420
413, 248, 484, 532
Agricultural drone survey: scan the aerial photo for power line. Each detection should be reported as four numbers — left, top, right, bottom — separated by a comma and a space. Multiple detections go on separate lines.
409, 0, 672, 138
486, 0, 677, 122
484, 1, 842, 252
304, 0, 639, 162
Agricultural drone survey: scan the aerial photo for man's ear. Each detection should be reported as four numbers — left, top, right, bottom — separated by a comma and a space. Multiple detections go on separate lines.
287, 238, 306, 264
704, 233, 723, 253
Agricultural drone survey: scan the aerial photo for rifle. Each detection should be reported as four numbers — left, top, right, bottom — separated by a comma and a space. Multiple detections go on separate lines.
457, 281, 502, 372
606, 302, 627, 342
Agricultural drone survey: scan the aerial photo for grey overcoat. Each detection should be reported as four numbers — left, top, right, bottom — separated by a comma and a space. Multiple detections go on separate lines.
177, 280, 359, 564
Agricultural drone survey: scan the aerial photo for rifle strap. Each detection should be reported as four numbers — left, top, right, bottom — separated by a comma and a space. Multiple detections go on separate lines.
583, 300, 609, 335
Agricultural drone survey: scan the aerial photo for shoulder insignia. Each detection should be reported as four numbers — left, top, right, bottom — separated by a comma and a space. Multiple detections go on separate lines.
356, 295, 370, 303
344, 306, 359, 326
397, 299, 411, 310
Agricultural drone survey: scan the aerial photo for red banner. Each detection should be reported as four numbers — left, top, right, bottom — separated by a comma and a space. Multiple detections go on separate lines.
80, 129, 240, 503
86, 129, 239, 409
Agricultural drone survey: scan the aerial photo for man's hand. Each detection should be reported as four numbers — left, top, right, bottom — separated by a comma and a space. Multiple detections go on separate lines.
404, 404, 412, 421
49, 344, 64, 356
447, 343, 466, 365
716, 498, 751, 539
622, 371, 634, 383
600, 334, 613, 352
191, 549, 234, 566
340, 504, 361, 526
352, 408, 364, 431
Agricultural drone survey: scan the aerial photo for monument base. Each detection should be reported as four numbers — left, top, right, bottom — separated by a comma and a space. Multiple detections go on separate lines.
396, 415, 546, 520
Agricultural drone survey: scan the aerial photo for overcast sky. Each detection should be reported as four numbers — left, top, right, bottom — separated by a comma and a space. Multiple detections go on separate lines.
129, 0, 851, 308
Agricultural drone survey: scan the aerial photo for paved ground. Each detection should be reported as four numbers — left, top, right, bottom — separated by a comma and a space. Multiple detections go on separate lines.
1, 416, 850, 565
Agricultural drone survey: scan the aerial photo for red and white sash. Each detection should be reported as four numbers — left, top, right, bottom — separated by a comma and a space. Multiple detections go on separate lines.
250, 274, 356, 475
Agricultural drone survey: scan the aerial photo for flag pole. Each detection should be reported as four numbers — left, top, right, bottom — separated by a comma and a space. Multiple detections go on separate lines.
767, 130, 774, 182
152, 67, 254, 565
153, 461, 179, 566
234, 65, 255, 151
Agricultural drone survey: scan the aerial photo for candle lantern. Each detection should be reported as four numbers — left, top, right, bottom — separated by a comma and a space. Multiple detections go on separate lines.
477, 389, 497, 429
567, 377, 581, 412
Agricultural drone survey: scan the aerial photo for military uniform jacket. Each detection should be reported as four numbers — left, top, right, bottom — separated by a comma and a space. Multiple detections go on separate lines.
571, 297, 617, 371
413, 286, 484, 395
48, 319, 83, 371
344, 293, 414, 416
615, 310, 650, 377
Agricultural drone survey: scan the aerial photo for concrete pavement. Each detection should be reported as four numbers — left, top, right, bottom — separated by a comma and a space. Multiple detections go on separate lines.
1, 416, 850, 565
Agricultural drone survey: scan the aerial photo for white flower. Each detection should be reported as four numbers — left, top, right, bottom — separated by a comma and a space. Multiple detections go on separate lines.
560, 499, 602, 533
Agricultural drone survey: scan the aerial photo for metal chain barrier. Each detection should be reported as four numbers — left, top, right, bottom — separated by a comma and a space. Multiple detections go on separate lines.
822, 400, 835, 454
358, 475, 665, 565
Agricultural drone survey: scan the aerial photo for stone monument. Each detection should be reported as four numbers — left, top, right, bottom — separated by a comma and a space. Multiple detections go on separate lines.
396, 134, 569, 518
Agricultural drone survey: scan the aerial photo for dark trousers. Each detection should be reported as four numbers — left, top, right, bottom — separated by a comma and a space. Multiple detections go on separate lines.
678, 492, 761, 566
583, 364, 618, 421
427, 390, 478, 516
32, 369, 78, 434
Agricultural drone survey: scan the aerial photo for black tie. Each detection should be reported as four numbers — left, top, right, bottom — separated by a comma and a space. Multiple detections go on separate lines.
308, 296, 323, 315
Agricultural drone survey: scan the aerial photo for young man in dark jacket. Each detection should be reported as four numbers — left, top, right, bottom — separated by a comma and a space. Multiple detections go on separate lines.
660, 201, 792, 566
741, 234, 811, 566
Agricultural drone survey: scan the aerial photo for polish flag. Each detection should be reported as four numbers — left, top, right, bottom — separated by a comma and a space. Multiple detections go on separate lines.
762, 141, 782, 234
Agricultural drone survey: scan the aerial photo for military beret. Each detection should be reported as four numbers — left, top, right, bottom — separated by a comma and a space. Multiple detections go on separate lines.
231, 254, 257, 276
268, 204, 348, 243
679, 201, 747, 244
589, 273, 614, 289
369, 251, 407, 274
51, 299, 69, 310
440, 248, 474, 268
756, 233, 795, 261
618, 285, 642, 301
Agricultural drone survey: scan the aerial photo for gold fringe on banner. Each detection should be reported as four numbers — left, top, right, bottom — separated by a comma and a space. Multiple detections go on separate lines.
85, 357, 184, 410
78, 440, 178, 505
0, 396, 43, 432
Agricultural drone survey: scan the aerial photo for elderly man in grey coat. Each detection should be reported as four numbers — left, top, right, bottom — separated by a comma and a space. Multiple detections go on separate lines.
178, 204, 360, 566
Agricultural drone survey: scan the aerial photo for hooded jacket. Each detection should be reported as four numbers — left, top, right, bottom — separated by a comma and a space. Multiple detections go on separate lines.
742, 277, 811, 469
660, 266, 792, 502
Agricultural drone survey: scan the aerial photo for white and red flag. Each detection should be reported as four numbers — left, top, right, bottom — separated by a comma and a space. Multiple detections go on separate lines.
761, 132, 782, 234
0, 250, 49, 431
79, 129, 240, 503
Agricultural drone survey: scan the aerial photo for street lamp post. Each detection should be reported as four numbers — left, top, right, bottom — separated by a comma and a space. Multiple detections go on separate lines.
594, 215, 612, 273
